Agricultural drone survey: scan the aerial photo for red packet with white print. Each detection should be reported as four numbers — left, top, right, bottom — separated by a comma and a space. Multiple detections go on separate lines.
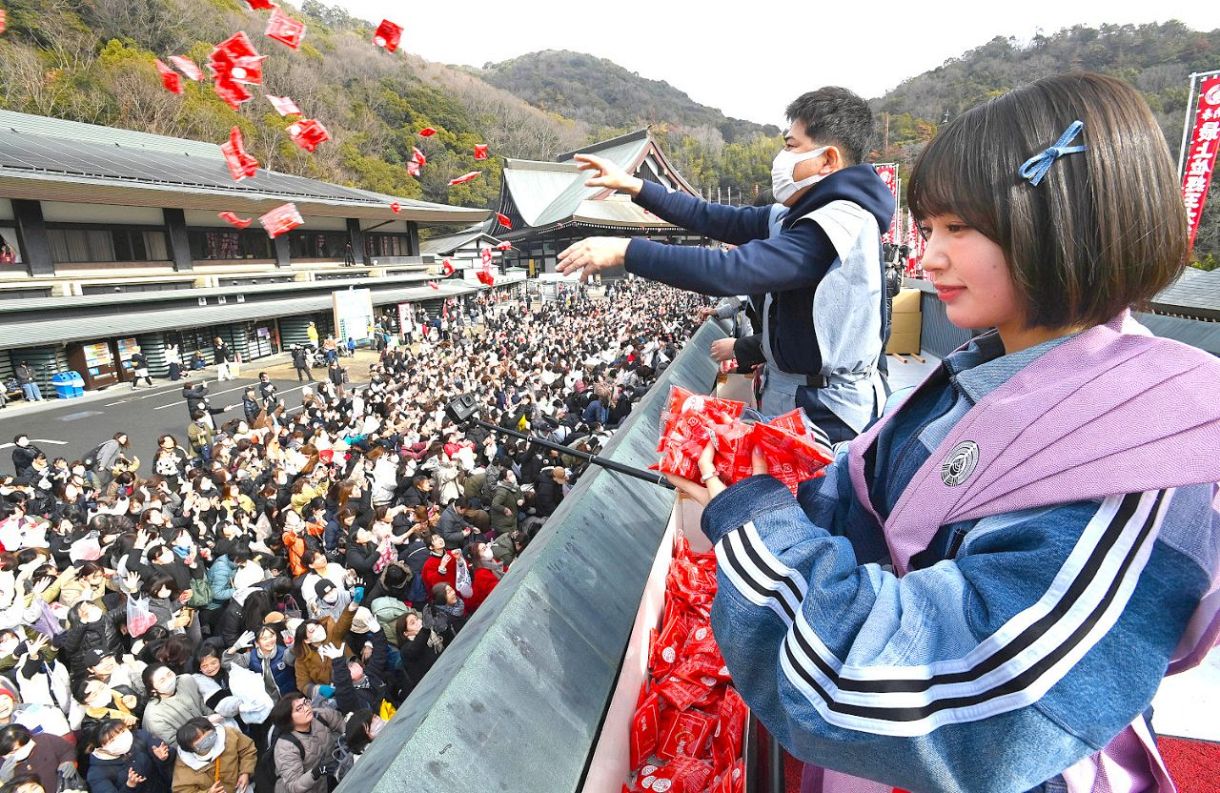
641, 756, 714, 793
749, 419, 832, 495
654, 674, 709, 712
286, 118, 330, 152
154, 59, 183, 94
218, 211, 252, 229
706, 760, 745, 793
652, 613, 688, 679
630, 692, 661, 770
657, 709, 714, 761
372, 19, 402, 52
219, 127, 259, 181
265, 7, 306, 49
258, 203, 303, 238
711, 687, 747, 776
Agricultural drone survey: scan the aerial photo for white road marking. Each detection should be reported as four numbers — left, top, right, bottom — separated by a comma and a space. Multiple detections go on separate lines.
0, 438, 67, 449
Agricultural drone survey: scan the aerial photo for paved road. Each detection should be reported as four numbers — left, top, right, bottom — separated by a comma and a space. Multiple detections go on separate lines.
0, 369, 314, 477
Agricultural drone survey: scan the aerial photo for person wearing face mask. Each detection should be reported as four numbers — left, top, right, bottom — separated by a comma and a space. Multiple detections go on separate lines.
292, 598, 356, 703
75, 678, 138, 731
557, 88, 895, 442
299, 552, 346, 616
462, 540, 504, 614
488, 468, 523, 537
0, 725, 75, 793
171, 717, 256, 793
141, 664, 216, 748
85, 719, 174, 793
306, 579, 351, 624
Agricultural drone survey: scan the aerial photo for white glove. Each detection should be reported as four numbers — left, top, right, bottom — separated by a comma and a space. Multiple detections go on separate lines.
318, 642, 343, 660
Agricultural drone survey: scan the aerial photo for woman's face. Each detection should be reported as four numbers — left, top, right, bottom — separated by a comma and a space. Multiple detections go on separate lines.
918, 213, 1026, 340
256, 630, 278, 655
291, 697, 313, 729
405, 613, 422, 633
306, 623, 327, 644
444, 585, 458, 605
199, 655, 221, 677
151, 667, 177, 695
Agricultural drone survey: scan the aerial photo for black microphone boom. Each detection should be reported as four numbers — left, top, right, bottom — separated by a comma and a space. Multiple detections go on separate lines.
445, 394, 674, 489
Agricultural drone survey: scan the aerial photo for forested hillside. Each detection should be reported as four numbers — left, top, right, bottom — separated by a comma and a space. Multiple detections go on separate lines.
868, 22, 1220, 259
479, 50, 777, 143
0, 0, 591, 210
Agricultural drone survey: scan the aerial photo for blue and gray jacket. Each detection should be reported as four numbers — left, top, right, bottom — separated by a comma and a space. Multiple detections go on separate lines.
700, 332, 1216, 792
625, 167, 894, 432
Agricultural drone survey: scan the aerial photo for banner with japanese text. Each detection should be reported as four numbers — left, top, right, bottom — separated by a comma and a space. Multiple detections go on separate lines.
1183, 75, 1220, 250
873, 163, 900, 243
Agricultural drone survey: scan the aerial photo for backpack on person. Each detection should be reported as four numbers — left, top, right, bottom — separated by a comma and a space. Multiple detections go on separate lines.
253, 729, 305, 793
82, 441, 109, 471
479, 464, 502, 503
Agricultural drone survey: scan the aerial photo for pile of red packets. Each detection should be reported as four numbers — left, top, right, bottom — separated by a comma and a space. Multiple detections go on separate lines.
626, 534, 746, 793
653, 386, 834, 495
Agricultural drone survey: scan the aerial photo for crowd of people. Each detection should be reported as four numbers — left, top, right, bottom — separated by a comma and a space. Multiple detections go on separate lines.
0, 280, 701, 793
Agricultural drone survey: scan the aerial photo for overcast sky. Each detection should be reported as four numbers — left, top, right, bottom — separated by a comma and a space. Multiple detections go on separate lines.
329, 1, 1217, 125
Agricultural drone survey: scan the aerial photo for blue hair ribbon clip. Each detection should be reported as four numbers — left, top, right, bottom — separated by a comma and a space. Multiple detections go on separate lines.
1018, 120, 1087, 186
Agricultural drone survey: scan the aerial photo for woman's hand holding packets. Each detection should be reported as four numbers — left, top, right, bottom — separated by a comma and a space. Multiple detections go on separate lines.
666, 442, 769, 507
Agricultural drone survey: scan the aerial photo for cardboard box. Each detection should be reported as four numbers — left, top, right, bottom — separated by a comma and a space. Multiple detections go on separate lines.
892, 287, 921, 314
887, 312, 922, 355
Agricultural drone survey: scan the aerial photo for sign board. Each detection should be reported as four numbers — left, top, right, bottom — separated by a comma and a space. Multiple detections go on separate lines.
82, 342, 113, 368
1183, 74, 1220, 250
332, 288, 374, 343
116, 337, 138, 371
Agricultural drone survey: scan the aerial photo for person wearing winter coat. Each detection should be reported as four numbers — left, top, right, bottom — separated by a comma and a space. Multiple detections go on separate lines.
9, 437, 41, 480
396, 611, 442, 695
488, 470, 523, 536
226, 626, 295, 698
436, 502, 477, 549
85, 721, 175, 793
326, 621, 388, 716
420, 536, 460, 595
11, 641, 78, 734
141, 665, 214, 748
0, 724, 76, 793
268, 695, 345, 793
51, 602, 125, 678
463, 542, 504, 613
533, 467, 567, 518
292, 604, 355, 700
171, 719, 256, 793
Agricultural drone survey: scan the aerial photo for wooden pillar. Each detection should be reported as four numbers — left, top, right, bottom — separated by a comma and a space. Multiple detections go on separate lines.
11, 199, 54, 277
162, 208, 194, 271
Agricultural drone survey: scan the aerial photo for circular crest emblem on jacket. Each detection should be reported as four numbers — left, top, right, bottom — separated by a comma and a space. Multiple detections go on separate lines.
941, 441, 979, 487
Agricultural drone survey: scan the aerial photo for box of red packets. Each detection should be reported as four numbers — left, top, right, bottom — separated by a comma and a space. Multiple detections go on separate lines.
622, 533, 747, 793
652, 385, 834, 495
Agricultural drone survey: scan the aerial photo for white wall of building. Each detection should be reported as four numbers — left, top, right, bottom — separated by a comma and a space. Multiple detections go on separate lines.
0, 199, 12, 221
39, 201, 164, 225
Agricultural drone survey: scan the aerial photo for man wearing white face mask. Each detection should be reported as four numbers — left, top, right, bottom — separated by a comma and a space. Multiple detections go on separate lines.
557, 88, 894, 442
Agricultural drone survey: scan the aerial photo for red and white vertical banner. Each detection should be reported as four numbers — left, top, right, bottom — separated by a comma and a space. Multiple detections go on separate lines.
873, 163, 900, 243
905, 210, 925, 275
1182, 75, 1220, 250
